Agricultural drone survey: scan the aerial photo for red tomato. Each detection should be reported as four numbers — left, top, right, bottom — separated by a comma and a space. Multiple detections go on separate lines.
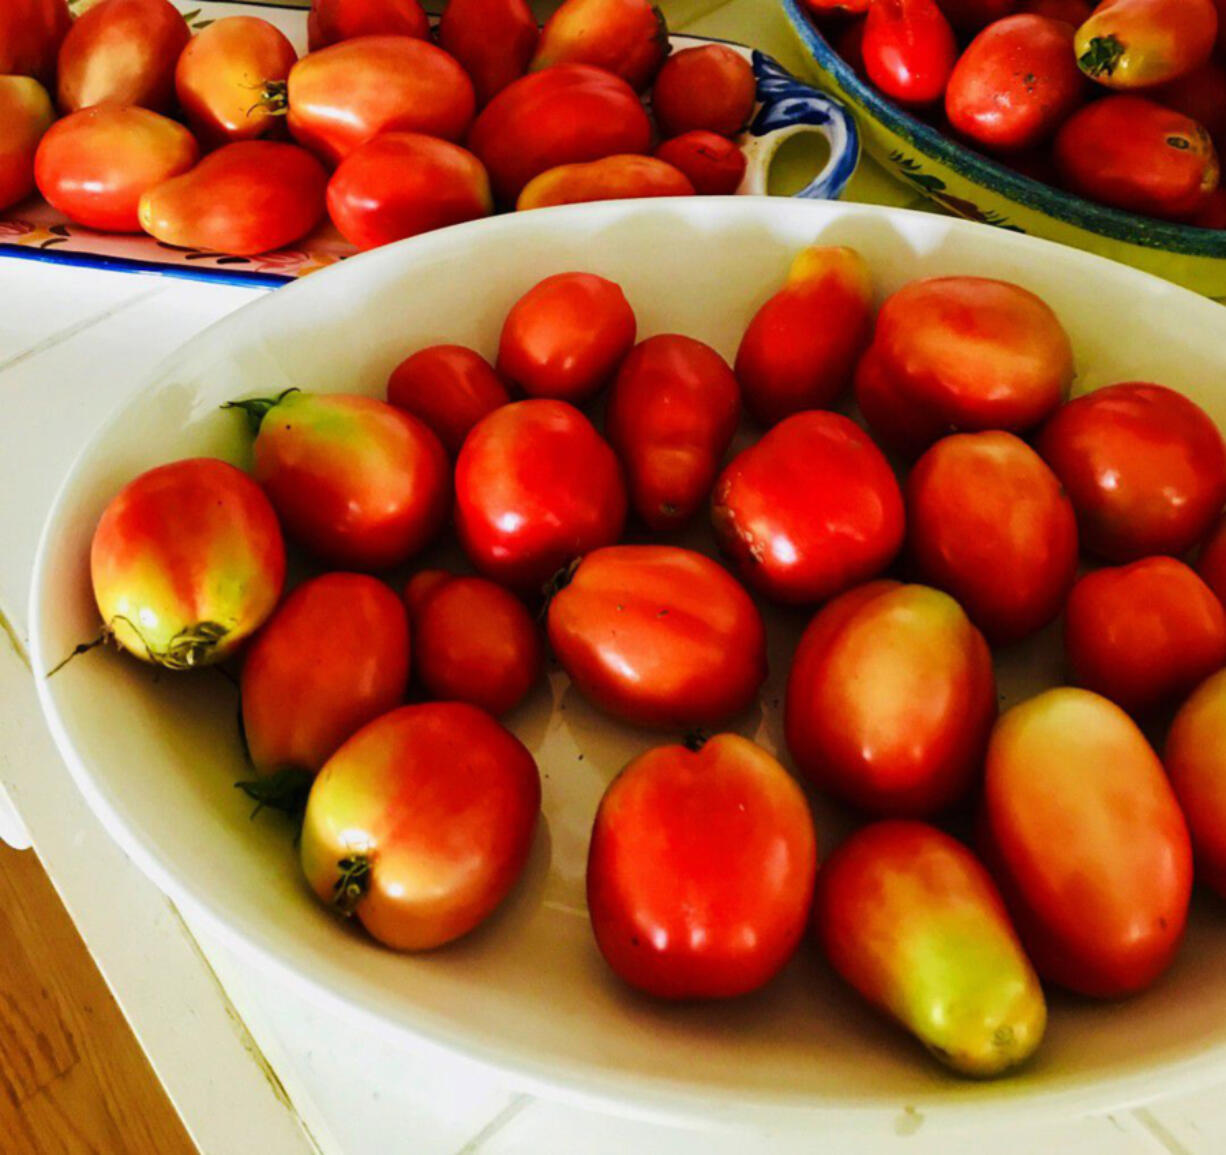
532, 0, 668, 92
517, 154, 694, 210
587, 733, 816, 999
1154, 61, 1226, 154
1064, 558, 1226, 714
326, 133, 493, 251
853, 347, 947, 460
1018, 0, 1092, 23
1037, 382, 1226, 561
229, 391, 450, 571
856, 275, 1074, 458
280, 36, 476, 166
946, 16, 1086, 152
981, 687, 1193, 997
816, 821, 1045, 1077
307, 0, 428, 50
90, 459, 285, 668
653, 131, 747, 194
650, 44, 756, 138
0, 77, 53, 211
468, 64, 653, 203
1166, 668, 1226, 898
1075, 0, 1217, 89
35, 106, 198, 233
863, 0, 957, 107
711, 411, 905, 605
405, 571, 543, 716
454, 399, 627, 593
547, 545, 767, 728
175, 16, 298, 147
906, 432, 1079, 644
735, 245, 874, 426
1054, 96, 1219, 219
1198, 513, 1226, 599
936, 0, 1019, 30
496, 272, 636, 403
387, 345, 510, 456
604, 334, 741, 531
301, 703, 540, 950
0, 0, 71, 85
439, 0, 538, 106
786, 581, 996, 816
241, 574, 410, 778
804, 0, 869, 13
139, 142, 328, 257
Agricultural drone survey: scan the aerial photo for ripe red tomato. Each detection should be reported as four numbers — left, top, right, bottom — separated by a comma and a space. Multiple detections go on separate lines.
532, 0, 668, 92
805, 0, 869, 13
454, 399, 627, 593
587, 733, 817, 999
650, 44, 756, 138
816, 821, 1045, 1078
1064, 558, 1226, 714
604, 334, 740, 531
387, 345, 510, 456
468, 64, 653, 203
1037, 382, 1226, 562
517, 154, 694, 210
301, 703, 540, 950
175, 17, 298, 147
0, 77, 53, 212
0, 0, 71, 85
35, 106, 198, 233
241, 574, 410, 778
1198, 513, 1226, 600
496, 272, 636, 403
946, 16, 1086, 152
786, 581, 996, 816
653, 131, 747, 194
439, 0, 537, 106
405, 571, 543, 716
982, 687, 1193, 997
906, 432, 1079, 644
90, 459, 285, 668
863, 0, 957, 107
230, 391, 450, 571
1017, 0, 1091, 23
1166, 668, 1226, 898
735, 245, 874, 426
547, 545, 767, 728
139, 142, 328, 257
936, 0, 1019, 30
1075, 0, 1217, 89
326, 133, 493, 251
712, 412, 905, 605
307, 0, 428, 50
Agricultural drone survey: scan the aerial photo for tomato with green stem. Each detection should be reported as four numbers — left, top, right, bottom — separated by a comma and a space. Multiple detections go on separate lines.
1075, 0, 1217, 89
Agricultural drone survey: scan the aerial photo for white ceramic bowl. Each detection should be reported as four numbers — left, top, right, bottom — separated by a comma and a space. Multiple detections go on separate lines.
30, 198, 1226, 1129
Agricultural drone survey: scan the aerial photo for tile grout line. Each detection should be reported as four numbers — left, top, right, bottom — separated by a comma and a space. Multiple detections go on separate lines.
453, 1093, 533, 1155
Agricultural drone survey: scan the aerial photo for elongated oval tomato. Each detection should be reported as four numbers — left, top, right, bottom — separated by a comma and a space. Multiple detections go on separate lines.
0, 76, 54, 211
548, 545, 767, 729
307, 0, 429, 50
517, 154, 694, 210
863, 0, 957, 106
387, 345, 510, 456
531, 0, 669, 92
438, 0, 539, 105
0, 0, 71, 85
816, 821, 1045, 1078
90, 458, 285, 668
981, 687, 1193, 998
1166, 668, 1226, 898
301, 703, 540, 951
1075, 0, 1217, 89
587, 734, 817, 999
241, 574, 410, 777
650, 44, 756, 138
653, 131, 746, 194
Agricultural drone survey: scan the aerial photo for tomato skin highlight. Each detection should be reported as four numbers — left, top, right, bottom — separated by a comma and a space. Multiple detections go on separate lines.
0, 0, 71, 85
863, 0, 958, 107
90, 458, 285, 668
439, 0, 539, 106
587, 733, 817, 999
387, 345, 510, 456
301, 703, 541, 951
531, 0, 669, 92
1074, 0, 1218, 89
651, 44, 756, 137
241, 574, 410, 777
306, 0, 429, 50
652, 131, 746, 194
517, 154, 694, 210
816, 821, 1045, 1078
981, 687, 1193, 998
0, 76, 54, 212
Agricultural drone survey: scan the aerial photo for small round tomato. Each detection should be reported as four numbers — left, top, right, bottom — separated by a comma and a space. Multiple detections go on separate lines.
1037, 382, 1226, 562
1166, 668, 1226, 898
1075, 0, 1217, 89
0, 76, 54, 211
653, 131, 747, 194
0, 0, 71, 85
1064, 558, 1226, 714
326, 133, 493, 251
306, 0, 429, 50
906, 432, 1079, 644
936, 0, 1019, 30
650, 44, 756, 138
241, 574, 410, 778
587, 733, 817, 999
387, 345, 510, 456
516, 154, 694, 210
90, 458, 285, 668
496, 272, 636, 403
712, 411, 905, 604
863, 0, 957, 107
35, 106, 198, 233
532, 0, 668, 92
454, 399, 627, 594
301, 703, 540, 951
438, 0, 538, 106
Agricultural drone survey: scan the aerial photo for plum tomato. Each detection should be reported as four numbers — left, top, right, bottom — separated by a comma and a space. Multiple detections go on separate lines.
1166, 668, 1226, 898
653, 131, 747, 194
532, 0, 669, 92
982, 687, 1193, 997
1075, 0, 1217, 89
816, 821, 1045, 1078
547, 545, 767, 729
90, 458, 285, 669
906, 432, 1079, 644
454, 399, 628, 594
0, 76, 54, 212
405, 570, 543, 716
0, 0, 71, 85
853, 346, 948, 459
650, 44, 756, 138
863, 0, 957, 107
306, 0, 429, 50
804, 0, 869, 13
301, 703, 540, 951
387, 345, 510, 456
936, 0, 1019, 30
516, 154, 694, 210
587, 733, 817, 999
1037, 382, 1226, 561
711, 411, 905, 605
439, 0, 539, 106
1198, 514, 1226, 601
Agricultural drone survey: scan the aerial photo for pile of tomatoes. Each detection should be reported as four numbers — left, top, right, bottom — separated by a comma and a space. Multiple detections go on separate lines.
806, 0, 1226, 227
0, 0, 759, 258
82, 243, 1226, 1081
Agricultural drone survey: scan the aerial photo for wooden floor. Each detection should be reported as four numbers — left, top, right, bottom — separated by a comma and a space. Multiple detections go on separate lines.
0, 844, 197, 1155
